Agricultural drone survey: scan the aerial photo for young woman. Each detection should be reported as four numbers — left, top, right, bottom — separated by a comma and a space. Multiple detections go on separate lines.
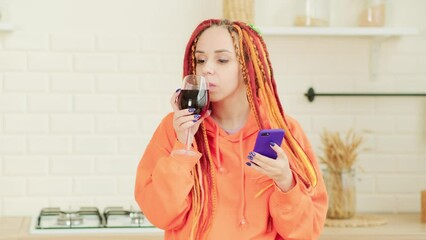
135, 19, 328, 240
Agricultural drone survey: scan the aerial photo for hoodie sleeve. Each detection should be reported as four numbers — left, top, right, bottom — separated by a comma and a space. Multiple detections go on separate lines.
269, 117, 328, 240
134, 113, 201, 230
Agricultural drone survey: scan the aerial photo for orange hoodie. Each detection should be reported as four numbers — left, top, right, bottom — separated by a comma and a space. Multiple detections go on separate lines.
135, 111, 328, 240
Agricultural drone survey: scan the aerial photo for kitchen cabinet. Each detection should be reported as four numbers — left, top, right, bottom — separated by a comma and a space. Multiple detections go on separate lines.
258, 26, 420, 81
1, 213, 425, 239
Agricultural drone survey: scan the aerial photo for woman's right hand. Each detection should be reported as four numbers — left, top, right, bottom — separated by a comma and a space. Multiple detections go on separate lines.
170, 89, 211, 145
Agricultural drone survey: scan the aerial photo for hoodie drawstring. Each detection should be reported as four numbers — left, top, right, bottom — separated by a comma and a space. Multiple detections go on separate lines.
215, 128, 224, 173
239, 132, 247, 226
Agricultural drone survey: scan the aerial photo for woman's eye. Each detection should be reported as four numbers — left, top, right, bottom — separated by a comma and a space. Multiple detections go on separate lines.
218, 59, 229, 63
196, 59, 205, 64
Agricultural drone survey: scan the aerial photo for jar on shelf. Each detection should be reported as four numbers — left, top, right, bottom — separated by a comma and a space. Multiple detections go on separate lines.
293, 0, 330, 27
323, 168, 356, 219
359, 0, 387, 27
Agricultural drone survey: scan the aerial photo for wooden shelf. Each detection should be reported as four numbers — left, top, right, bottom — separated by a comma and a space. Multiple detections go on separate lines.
0, 23, 14, 32
258, 26, 420, 37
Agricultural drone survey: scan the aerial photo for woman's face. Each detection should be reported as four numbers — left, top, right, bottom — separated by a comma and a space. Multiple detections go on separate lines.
194, 26, 244, 103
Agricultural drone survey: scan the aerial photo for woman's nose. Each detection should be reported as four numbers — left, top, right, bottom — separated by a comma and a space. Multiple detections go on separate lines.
201, 60, 214, 75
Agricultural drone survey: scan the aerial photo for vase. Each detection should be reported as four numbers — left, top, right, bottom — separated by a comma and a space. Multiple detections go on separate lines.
223, 0, 254, 23
324, 168, 356, 219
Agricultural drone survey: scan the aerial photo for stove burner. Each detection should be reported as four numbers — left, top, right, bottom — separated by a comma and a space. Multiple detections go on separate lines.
35, 206, 153, 229
57, 213, 83, 226
129, 211, 144, 225
104, 206, 145, 226
36, 207, 102, 229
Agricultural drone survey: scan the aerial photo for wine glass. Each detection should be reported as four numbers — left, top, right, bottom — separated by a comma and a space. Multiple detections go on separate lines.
172, 75, 210, 157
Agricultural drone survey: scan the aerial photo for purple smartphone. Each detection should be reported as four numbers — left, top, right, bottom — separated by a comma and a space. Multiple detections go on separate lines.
253, 129, 285, 159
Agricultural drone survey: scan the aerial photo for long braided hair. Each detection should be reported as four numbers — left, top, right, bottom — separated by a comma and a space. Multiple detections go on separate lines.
183, 19, 318, 239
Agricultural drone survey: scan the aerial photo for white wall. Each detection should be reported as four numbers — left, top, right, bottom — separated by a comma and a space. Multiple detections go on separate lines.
0, 0, 425, 216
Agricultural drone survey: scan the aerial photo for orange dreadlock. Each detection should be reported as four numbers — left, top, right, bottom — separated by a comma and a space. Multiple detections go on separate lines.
183, 19, 318, 240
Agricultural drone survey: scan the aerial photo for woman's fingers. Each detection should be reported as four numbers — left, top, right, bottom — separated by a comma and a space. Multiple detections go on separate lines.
270, 143, 287, 160
170, 88, 181, 112
248, 143, 290, 177
250, 152, 277, 168
174, 112, 201, 129
191, 110, 211, 128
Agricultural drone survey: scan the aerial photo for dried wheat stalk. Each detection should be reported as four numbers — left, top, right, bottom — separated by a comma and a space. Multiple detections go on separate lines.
320, 129, 363, 171
320, 129, 364, 219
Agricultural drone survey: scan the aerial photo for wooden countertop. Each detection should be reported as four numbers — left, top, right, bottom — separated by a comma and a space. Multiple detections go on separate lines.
320, 213, 426, 240
1, 213, 425, 240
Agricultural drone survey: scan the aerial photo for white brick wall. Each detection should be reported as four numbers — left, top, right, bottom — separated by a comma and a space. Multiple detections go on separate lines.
50, 114, 94, 133
50, 34, 95, 51
51, 74, 95, 92
28, 94, 72, 112
28, 53, 71, 71
50, 156, 94, 175
28, 136, 71, 154
4, 32, 48, 50
74, 54, 117, 72
0, 136, 26, 154
4, 73, 49, 92
4, 114, 49, 133
96, 35, 140, 52
0, 0, 424, 216
0, 52, 27, 71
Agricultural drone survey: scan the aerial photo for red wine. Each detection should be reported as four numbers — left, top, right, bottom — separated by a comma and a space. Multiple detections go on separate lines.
178, 89, 210, 115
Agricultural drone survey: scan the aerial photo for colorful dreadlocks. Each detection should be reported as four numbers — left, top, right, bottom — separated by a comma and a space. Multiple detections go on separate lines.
183, 19, 318, 240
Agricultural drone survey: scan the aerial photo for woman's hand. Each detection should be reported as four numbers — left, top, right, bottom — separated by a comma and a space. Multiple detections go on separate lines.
170, 89, 211, 145
247, 143, 295, 192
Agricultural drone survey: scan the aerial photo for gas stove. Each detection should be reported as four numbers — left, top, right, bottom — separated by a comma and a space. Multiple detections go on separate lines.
30, 206, 163, 234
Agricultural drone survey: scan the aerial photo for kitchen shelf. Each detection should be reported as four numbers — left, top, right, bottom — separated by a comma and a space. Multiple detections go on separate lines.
0, 23, 14, 31
258, 26, 421, 81
258, 26, 420, 37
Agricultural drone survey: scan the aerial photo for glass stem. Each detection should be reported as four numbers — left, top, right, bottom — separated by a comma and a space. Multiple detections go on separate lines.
185, 128, 192, 151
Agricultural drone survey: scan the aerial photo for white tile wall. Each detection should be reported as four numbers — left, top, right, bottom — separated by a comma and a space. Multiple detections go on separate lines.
0, 0, 425, 217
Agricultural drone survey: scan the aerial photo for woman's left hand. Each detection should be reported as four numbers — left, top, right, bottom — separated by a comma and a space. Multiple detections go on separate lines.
247, 143, 295, 192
